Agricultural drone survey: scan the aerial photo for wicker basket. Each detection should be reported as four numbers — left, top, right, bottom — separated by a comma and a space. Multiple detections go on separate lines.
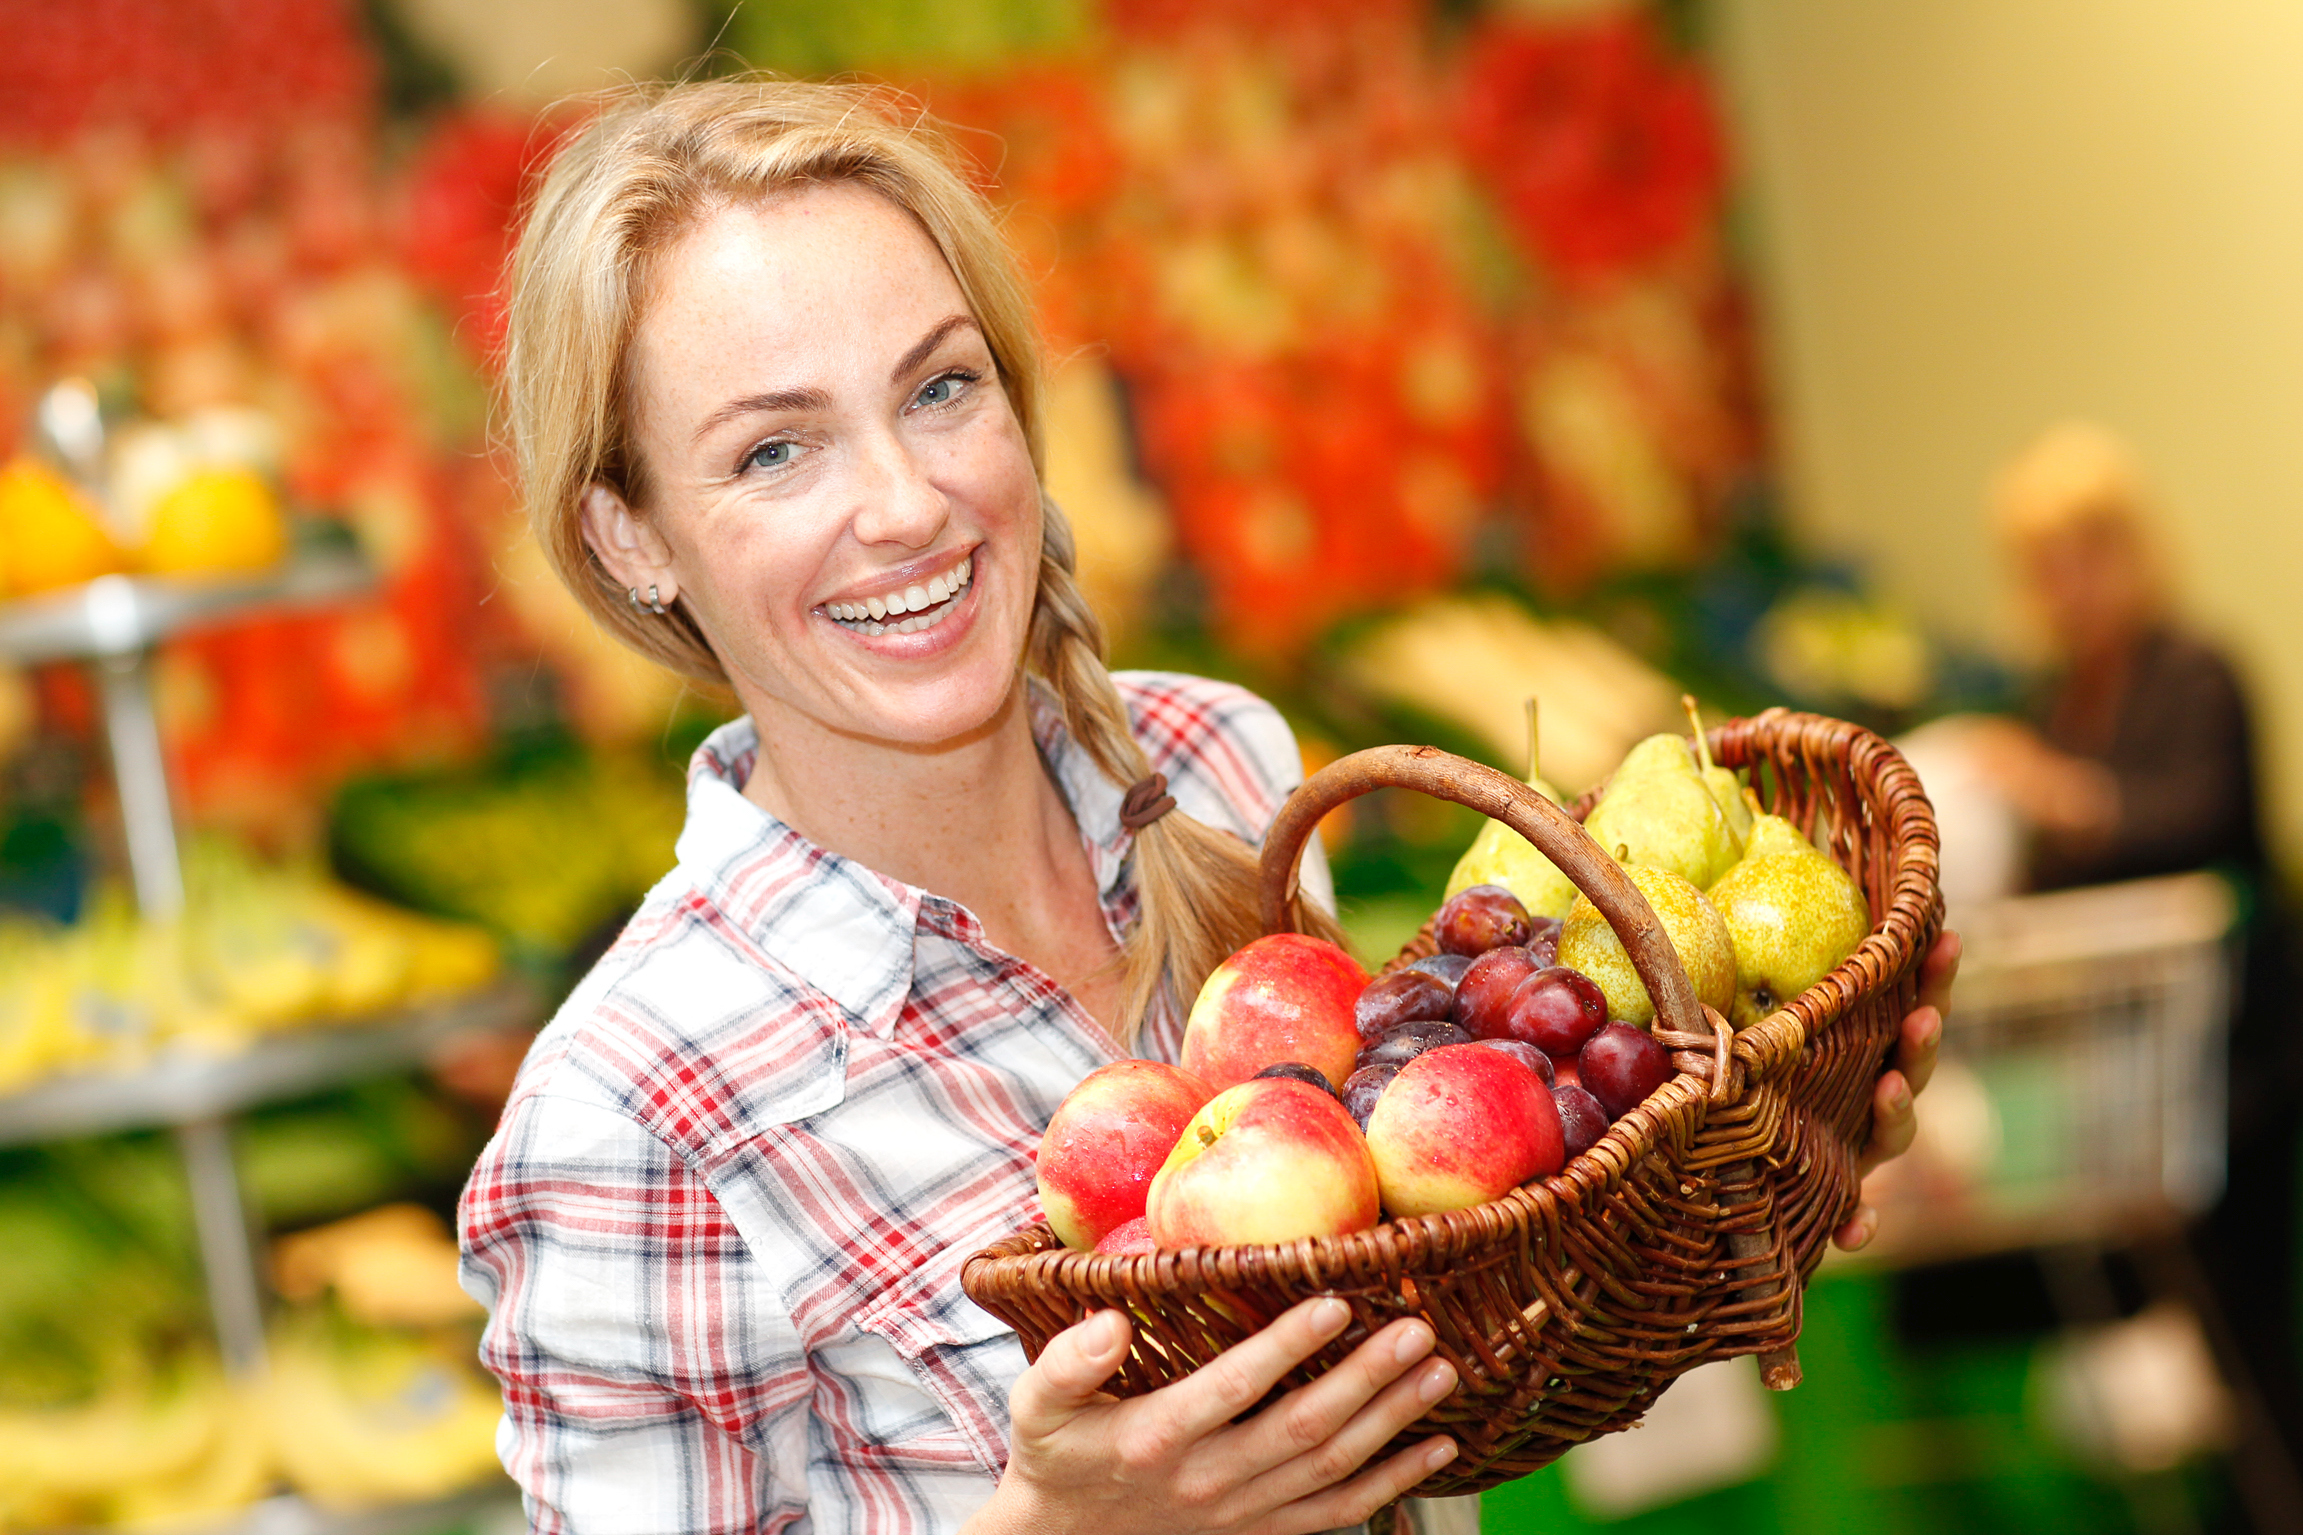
962, 709, 1941, 1494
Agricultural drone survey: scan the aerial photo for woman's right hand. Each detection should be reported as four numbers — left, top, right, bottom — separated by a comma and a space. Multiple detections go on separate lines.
965, 1298, 1458, 1535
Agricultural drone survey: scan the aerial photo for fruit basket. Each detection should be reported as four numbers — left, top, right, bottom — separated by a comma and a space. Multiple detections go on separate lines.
962, 709, 1941, 1494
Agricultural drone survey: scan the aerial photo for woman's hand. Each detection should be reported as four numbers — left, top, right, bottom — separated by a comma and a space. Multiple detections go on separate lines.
968, 1297, 1458, 1535
1832, 927, 1960, 1251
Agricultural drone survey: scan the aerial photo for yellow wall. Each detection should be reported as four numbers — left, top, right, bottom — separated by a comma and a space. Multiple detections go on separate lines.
1712, 0, 2303, 869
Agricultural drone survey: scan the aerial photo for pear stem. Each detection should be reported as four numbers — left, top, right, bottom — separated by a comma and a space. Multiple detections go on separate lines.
1523, 697, 1541, 784
1682, 693, 1716, 776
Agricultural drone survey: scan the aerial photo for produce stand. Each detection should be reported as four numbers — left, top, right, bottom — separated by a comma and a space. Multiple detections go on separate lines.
0, 557, 538, 1390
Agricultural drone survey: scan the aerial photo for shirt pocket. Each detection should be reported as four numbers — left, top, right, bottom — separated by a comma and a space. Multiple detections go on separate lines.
849, 1258, 1028, 1478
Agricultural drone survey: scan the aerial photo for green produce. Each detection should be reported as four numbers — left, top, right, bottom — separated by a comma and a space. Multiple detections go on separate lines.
1582, 734, 1741, 893
1443, 699, 1579, 918
1554, 864, 1736, 1026
1707, 813, 1872, 1027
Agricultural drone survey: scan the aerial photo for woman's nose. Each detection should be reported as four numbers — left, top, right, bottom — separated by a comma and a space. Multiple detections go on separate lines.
848, 429, 949, 550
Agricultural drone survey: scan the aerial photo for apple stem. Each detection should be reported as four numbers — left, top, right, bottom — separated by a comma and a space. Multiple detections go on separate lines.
1681, 693, 1715, 776
1523, 696, 1541, 784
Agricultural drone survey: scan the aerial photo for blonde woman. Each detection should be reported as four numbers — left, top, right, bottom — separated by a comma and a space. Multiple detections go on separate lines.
458, 80, 1953, 1535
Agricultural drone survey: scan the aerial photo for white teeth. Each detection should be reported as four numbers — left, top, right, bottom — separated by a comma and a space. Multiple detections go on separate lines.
827, 555, 974, 635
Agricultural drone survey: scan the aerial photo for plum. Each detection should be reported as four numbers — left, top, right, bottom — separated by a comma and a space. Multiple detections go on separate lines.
1341, 1064, 1399, 1129
1551, 1084, 1610, 1158
1577, 1023, 1673, 1120
1494, 966, 1607, 1057
1405, 952, 1474, 988
1253, 1060, 1338, 1096
1451, 946, 1540, 1038
1360, 1019, 1475, 1068
1353, 970, 1456, 1043
1434, 884, 1535, 956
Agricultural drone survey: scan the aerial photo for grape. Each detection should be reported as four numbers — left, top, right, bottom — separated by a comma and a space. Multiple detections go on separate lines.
1450, 946, 1540, 1038
1551, 1084, 1609, 1157
1433, 884, 1535, 956
1473, 1037, 1555, 1087
1494, 966, 1607, 1056
1341, 1064, 1399, 1129
1404, 952, 1473, 988
1254, 1061, 1337, 1096
1577, 1023, 1673, 1120
1360, 1019, 1474, 1067
1353, 970, 1456, 1043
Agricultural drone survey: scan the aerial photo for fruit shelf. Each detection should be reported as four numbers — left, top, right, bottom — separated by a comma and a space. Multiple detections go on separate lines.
0, 980, 534, 1147
0, 548, 538, 1488
0, 550, 373, 919
0, 548, 371, 666
101, 1482, 522, 1535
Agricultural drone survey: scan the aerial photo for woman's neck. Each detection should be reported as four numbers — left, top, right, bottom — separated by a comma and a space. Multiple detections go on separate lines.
735, 680, 1123, 1031
740, 679, 1061, 891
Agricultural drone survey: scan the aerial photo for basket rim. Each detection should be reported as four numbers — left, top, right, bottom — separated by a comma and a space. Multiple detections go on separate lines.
965, 709, 1941, 1297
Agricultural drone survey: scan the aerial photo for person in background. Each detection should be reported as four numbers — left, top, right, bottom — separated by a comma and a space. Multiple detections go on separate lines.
1970, 422, 2303, 1509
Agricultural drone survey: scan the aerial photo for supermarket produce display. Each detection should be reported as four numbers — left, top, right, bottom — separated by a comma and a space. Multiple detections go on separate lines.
0, 546, 525, 1529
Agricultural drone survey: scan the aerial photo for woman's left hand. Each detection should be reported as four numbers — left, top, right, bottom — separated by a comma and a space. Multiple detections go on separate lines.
1831, 927, 1959, 1252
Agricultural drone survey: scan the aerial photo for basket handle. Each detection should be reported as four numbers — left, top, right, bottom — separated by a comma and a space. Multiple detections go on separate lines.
1258, 744, 1707, 1039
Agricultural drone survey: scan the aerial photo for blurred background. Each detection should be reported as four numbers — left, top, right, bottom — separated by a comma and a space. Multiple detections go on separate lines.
0, 0, 2297, 1532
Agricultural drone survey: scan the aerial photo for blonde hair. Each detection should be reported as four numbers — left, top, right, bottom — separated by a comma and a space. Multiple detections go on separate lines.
1992, 420, 2151, 546
502, 78, 1340, 1042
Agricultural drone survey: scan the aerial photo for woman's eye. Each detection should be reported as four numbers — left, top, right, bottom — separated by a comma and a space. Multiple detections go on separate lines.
913, 372, 973, 410
745, 440, 799, 471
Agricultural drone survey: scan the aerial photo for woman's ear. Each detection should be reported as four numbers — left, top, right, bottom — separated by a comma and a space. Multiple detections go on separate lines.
579, 481, 681, 605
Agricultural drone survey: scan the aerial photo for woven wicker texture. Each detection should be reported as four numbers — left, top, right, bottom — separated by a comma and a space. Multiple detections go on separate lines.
963, 709, 1941, 1494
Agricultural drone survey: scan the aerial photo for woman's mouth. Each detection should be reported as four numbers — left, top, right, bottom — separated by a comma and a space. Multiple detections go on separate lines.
822, 553, 974, 637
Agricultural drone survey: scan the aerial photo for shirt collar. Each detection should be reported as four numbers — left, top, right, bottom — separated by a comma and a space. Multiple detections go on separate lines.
673, 697, 1136, 1039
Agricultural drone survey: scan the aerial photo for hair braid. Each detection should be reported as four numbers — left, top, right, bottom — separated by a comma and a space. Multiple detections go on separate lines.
1029, 500, 1347, 1045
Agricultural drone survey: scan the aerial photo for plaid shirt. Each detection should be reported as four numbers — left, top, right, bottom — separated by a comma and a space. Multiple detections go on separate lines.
459, 672, 1332, 1535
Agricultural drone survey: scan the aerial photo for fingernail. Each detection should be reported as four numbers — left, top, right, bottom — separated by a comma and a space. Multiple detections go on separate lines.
1426, 1439, 1457, 1469
1419, 1361, 1456, 1403
1394, 1323, 1432, 1364
1311, 1297, 1350, 1335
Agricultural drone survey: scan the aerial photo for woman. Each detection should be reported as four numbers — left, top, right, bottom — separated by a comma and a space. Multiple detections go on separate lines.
458, 80, 1952, 1535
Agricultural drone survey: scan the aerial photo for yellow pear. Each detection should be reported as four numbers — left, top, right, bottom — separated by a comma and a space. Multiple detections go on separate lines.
1554, 864, 1736, 1025
1582, 734, 1741, 891
1445, 698, 1581, 917
1709, 816, 1871, 1027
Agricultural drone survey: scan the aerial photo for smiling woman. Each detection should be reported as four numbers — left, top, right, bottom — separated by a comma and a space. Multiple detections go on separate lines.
460, 78, 1482, 1535
459, 76, 1948, 1535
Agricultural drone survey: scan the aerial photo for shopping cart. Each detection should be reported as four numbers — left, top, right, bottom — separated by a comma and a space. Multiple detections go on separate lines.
1859, 870, 2236, 1266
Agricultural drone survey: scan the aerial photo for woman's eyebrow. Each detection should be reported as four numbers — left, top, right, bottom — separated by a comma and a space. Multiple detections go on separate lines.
692, 385, 833, 444
890, 314, 980, 383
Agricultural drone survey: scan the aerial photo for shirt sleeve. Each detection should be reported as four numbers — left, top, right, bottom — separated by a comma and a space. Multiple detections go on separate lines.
459, 1088, 815, 1535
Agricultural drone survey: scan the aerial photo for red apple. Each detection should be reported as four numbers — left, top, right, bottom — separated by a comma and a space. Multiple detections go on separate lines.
1363, 1043, 1563, 1218
1094, 1216, 1157, 1256
1146, 1078, 1381, 1247
1180, 933, 1369, 1092
1037, 1060, 1215, 1250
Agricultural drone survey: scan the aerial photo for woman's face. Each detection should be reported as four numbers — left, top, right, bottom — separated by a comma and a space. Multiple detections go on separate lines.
593, 183, 1042, 751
